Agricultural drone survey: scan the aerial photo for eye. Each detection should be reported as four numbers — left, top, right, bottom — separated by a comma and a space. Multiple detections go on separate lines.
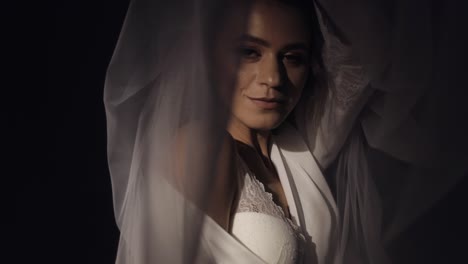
283, 53, 307, 66
236, 46, 261, 61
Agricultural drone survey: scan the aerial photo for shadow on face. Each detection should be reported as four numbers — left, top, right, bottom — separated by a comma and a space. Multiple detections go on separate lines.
213, 0, 313, 132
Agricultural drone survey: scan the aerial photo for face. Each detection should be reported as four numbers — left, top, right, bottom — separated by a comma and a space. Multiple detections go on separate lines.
215, 0, 311, 131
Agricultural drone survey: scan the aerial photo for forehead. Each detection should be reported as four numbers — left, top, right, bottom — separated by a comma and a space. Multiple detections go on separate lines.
244, 1, 310, 46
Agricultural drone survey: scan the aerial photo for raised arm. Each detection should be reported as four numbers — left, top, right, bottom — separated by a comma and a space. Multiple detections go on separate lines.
298, 4, 373, 170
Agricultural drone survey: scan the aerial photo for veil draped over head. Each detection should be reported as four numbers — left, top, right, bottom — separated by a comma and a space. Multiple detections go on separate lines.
104, 0, 468, 263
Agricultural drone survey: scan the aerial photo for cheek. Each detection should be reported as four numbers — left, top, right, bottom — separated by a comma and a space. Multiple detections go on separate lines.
233, 63, 257, 96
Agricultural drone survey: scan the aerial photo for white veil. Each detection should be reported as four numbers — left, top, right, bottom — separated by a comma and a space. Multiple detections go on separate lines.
104, 0, 259, 262
104, 0, 468, 263
319, 0, 468, 260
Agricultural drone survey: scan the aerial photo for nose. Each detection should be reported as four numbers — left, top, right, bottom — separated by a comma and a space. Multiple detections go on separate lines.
257, 53, 284, 89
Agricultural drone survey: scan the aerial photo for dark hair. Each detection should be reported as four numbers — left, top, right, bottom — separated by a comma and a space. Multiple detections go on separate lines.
277, 0, 329, 128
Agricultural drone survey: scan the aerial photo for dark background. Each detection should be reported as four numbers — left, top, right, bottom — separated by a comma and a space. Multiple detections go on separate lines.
14, 0, 467, 263
15, 1, 130, 263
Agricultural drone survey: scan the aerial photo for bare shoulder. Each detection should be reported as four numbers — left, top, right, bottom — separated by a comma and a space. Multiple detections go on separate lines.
172, 121, 238, 231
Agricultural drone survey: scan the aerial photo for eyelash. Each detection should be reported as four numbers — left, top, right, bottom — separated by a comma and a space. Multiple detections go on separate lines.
237, 46, 307, 66
283, 54, 306, 65
237, 47, 261, 60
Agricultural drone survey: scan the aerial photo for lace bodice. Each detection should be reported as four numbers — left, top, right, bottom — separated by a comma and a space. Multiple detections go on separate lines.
231, 154, 305, 264
236, 169, 289, 219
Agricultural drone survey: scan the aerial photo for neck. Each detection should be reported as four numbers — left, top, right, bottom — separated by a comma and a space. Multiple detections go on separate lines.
227, 117, 271, 158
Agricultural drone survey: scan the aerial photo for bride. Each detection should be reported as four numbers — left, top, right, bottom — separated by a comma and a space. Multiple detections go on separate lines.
196, 1, 376, 263
106, 0, 378, 263
105, 0, 380, 263
104, 0, 467, 263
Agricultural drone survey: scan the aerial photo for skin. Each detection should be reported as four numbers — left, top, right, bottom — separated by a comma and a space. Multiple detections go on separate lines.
226, 1, 311, 221
175, 0, 313, 231
176, 1, 373, 241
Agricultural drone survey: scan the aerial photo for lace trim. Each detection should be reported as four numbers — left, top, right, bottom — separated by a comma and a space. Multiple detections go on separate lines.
237, 172, 284, 217
328, 65, 368, 110
235, 157, 305, 242
316, 2, 370, 111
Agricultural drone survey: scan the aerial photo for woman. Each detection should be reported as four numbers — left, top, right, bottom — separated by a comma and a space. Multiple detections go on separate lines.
104, 0, 467, 263
105, 0, 378, 263
199, 1, 378, 263
104, 1, 378, 263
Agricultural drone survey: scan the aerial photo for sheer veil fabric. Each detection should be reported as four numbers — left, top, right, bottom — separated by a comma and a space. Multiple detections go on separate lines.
104, 0, 468, 263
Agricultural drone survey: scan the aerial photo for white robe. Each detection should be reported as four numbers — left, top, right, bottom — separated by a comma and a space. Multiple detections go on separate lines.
199, 123, 343, 264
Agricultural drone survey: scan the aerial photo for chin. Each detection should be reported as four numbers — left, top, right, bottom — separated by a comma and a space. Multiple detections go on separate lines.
243, 113, 287, 131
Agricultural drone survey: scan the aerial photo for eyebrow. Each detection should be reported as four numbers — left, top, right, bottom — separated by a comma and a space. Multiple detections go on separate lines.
237, 34, 310, 51
237, 34, 270, 47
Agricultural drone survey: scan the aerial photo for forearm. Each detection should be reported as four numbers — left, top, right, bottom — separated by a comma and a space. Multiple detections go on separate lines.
307, 3, 372, 170
310, 80, 372, 170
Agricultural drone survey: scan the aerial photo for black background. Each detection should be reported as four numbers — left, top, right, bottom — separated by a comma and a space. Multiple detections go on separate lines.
14, 0, 468, 263
15, 1, 129, 263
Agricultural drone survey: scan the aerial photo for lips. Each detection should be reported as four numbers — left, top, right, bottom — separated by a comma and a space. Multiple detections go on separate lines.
247, 96, 286, 110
